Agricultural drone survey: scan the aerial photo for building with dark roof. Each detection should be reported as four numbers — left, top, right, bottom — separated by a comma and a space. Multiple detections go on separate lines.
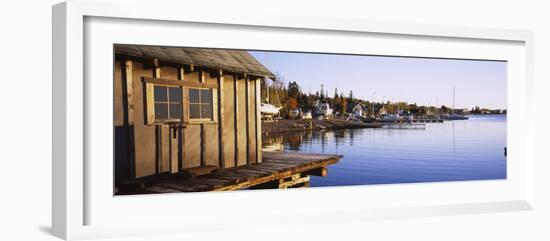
114, 45, 273, 187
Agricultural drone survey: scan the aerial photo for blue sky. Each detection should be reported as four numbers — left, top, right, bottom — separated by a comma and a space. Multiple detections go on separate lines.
249, 51, 507, 110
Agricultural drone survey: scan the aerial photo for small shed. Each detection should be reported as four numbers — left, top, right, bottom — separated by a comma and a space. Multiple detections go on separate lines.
114, 45, 274, 184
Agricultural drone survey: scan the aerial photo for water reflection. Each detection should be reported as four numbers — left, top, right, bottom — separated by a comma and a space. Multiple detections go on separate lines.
262, 115, 507, 187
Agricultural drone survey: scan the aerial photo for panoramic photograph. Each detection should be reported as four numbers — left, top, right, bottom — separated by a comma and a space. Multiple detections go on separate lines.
113, 44, 507, 195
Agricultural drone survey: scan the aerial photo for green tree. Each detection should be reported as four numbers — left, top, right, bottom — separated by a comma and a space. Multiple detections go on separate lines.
287, 81, 301, 99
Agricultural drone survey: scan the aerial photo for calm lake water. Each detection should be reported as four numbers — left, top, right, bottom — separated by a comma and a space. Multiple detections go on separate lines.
263, 114, 507, 187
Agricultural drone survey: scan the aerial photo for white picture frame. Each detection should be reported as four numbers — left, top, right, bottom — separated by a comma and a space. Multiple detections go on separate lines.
52, 0, 535, 240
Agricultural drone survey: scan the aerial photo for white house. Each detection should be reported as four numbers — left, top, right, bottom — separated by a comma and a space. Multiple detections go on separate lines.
378, 105, 388, 116
352, 103, 367, 118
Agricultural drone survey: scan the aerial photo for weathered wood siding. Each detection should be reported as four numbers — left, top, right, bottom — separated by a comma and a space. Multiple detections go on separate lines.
236, 76, 247, 166
159, 66, 179, 173
132, 61, 157, 177
222, 74, 236, 168
183, 125, 201, 168
247, 78, 257, 164
182, 67, 202, 169
114, 56, 264, 180
114, 61, 124, 126
114, 60, 131, 183
203, 71, 219, 166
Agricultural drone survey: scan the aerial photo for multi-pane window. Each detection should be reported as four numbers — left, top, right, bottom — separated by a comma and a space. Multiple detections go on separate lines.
154, 85, 182, 121
189, 88, 213, 120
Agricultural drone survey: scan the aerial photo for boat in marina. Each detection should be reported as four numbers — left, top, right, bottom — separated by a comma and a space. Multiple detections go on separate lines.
315, 102, 333, 118
261, 103, 281, 115
382, 123, 426, 130
376, 113, 403, 123
442, 113, 469, 120
260, 52, 282, 120
444, 86, 469, 120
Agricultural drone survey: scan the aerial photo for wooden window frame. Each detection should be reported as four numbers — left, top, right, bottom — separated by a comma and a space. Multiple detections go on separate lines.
187, 87, 215, 123
143, 77, 218, 125
151, 84, 183, 123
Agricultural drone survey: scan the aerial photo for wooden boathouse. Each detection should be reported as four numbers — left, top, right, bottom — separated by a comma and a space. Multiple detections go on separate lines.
114, 45, 341, 193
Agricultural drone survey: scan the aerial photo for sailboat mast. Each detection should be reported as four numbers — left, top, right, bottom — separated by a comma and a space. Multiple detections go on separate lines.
265, 52, 270, 103
266, 81, 270, 103
452, 86, 456, 114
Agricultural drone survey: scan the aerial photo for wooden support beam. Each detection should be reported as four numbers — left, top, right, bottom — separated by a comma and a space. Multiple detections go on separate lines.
124, 59, 134, 125
217, 69, 225, 169
278, 174, 310, 189
153, 58, 163, 173
142, 77, 218, 89
245, 75, 251, 165
123, 58, 136, 178
153, 58, 161, 77
145, 83, 155, 125
306, 167, 328, 177
233, 74, 239, 167
199, 68, 205, 83
170, 128, 178, 173
178, 66, 185, 81
255, 78, 262, 163
200, 124, 205, 167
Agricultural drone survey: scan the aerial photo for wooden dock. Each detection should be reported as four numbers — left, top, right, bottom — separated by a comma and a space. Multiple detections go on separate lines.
376, 119, 443, 124
117, 152, 342, 194
382, 123, 426, 130
409, 119, 444, 123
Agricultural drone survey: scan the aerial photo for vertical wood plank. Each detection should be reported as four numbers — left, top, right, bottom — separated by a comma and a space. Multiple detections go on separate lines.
182, 85, 189, 123
179, 66, 185, 81
234, 74, 239, 167
179, 127, 184, 171
153, 58, 161, 77
203, 124, 219, 166
245, 75, 251, 165
132, 61, 156, 177
199, 67, 206, 167
183, 125, 201, 168
222, 75, 235, 168
124, 59, 134, 125
178, 66, 186, 173
217, 69, 225, 169
248, 77, 258, 163
200, 123, 205, 167
153, 58, 163, 173
255, 78, 263, 163
212, 89, 218, 123
236, 75, 247, 166
199, 68, 205, 83
123, 59, 137, 178
145, 83, 155, 125
170, 129, 178, 173
161, 125, 170, 172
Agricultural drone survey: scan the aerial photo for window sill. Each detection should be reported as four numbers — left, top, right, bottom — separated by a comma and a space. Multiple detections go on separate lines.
187, 120, 217, 125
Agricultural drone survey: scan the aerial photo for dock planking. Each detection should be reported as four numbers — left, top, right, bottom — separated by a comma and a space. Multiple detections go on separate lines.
119, 151, 342, 194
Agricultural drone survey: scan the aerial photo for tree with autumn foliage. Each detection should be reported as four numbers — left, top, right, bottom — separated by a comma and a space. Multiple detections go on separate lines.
286, 96, 298, 110
340, 94, 347, 114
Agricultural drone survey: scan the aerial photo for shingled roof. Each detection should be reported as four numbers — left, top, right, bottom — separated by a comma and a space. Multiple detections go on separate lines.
115, 45, 274, 78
